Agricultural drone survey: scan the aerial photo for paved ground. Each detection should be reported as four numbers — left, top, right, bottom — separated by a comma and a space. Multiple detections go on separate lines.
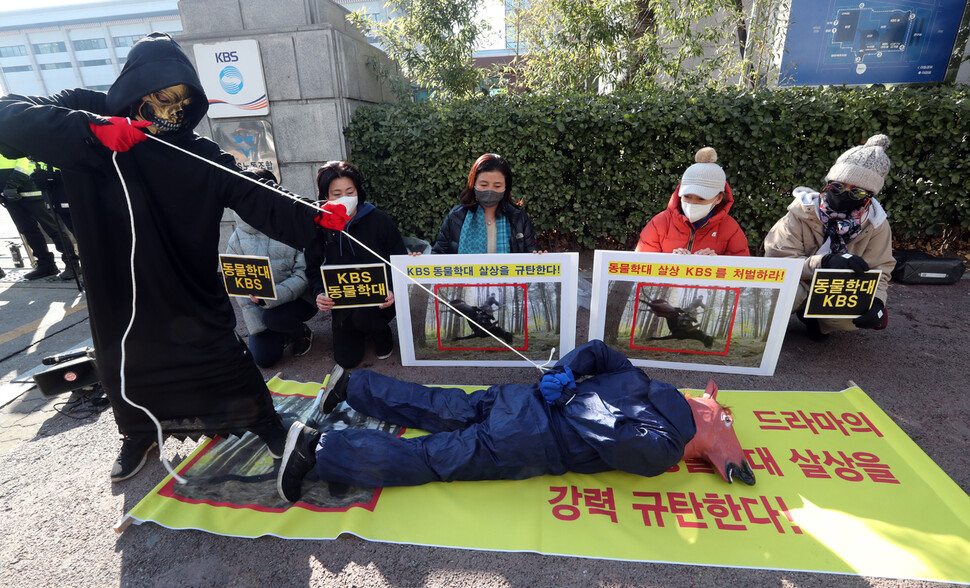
1, 216, 968, 587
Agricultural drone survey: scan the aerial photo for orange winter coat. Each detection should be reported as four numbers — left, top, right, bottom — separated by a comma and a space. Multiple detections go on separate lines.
635, 183, 750, 256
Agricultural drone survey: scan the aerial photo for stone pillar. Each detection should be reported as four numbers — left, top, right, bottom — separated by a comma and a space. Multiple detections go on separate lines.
175, 0, 397, 245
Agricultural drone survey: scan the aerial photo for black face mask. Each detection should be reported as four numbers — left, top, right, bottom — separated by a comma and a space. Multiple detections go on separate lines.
474, 189, 504, 208
822, 186, 868, 213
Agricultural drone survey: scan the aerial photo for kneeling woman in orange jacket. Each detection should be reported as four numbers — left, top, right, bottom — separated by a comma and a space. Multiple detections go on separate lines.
635, 147, 749, 256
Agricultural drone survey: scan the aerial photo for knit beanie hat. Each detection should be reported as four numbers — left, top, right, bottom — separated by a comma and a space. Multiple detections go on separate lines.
825, 134, 891, 195
679, 147, 726, 200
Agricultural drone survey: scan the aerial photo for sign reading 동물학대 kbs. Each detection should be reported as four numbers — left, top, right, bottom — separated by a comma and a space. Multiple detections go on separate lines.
219, 254, 276, 299
804, 269, 881, 318
322, 263, 389, 309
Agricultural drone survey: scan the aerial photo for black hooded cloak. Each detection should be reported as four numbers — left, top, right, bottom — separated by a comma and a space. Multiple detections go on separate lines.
0, 33, 318, 438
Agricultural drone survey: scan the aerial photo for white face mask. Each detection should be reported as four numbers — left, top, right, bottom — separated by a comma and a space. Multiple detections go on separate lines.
329, 195, 358, 216
681, 200, 715, 223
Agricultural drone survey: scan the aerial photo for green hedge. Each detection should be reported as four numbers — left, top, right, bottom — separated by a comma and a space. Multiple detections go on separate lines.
346, 87, 970, 250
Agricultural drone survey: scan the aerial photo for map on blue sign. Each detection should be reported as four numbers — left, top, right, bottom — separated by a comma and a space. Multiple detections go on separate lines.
780, 0, 968, 85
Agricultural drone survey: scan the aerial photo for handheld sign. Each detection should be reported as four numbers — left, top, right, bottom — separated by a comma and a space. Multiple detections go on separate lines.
322, 263, 389, 309
219, 254, 276, 299
804, 269, 881, 319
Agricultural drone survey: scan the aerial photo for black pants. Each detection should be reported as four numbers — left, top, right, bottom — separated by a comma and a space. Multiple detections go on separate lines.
1, 196, 75, 265
331, 306, 394, 368
248, 298, 317, 368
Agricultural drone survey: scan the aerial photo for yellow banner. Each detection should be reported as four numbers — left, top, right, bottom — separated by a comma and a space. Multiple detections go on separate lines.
125, 380, 970, 583
608, 261, 787, 284
406, 263, 561, 279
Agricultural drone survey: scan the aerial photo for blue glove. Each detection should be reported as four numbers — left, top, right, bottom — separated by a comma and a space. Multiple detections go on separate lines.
540, 366, 577, 405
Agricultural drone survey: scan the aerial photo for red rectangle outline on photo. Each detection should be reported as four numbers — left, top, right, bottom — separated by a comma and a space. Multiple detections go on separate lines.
433, 283, 529, 351
628, 283, 741, 356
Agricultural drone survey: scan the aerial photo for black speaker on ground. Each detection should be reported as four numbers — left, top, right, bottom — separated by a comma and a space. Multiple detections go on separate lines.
33, 356, 100, 397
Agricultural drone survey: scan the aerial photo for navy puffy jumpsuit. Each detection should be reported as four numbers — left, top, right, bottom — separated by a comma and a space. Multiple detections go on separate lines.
314, 340, 698, 487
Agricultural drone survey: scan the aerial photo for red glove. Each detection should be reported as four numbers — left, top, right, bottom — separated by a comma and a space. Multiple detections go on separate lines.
314, 201, 351, 231
88, 117, 152, 152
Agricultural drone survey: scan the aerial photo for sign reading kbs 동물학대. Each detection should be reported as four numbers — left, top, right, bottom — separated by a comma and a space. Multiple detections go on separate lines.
220, 254, 276, 300
321, 263, 389, 309
804, 269, 881, 319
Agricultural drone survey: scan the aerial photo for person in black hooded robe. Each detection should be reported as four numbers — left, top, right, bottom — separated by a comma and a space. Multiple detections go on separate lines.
0, 33, 324, 481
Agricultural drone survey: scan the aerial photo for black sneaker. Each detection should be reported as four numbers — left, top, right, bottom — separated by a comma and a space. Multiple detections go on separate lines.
374, 326, 394, 360
796, 313, 830, 343
376, 344, 393, 360
110, 436, 158, 482
291, 324, 313, 357
257, 421, 288, 459
319, 364, 349, 415
277, 421, 320, 502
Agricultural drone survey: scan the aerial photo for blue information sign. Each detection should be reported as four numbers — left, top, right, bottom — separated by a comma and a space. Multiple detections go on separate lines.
780, 0, 968, 85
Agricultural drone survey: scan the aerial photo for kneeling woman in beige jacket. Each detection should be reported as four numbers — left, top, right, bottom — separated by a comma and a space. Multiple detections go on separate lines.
764, 134, 895, 340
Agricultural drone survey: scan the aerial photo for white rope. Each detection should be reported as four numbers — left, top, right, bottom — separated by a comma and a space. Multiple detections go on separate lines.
111, 151, 186, 484
145, 134, 555, 371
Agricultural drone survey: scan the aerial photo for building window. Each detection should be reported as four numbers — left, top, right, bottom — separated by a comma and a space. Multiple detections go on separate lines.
112, 35, 142, 48
87, 84, 112, 91
38, 62, 72, 70
0, 45, 28, 57
2, 65, 32, 73
79, 59, 111, 67
32, 42, 68, 54
73, 38, 108, 51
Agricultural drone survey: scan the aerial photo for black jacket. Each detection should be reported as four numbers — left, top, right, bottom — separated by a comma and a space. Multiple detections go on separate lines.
306, 202, 407, 297
432, 200, 538, 254
0, 34, 318, 438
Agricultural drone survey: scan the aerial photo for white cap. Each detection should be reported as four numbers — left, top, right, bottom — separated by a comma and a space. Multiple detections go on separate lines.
678, 147, 726, 200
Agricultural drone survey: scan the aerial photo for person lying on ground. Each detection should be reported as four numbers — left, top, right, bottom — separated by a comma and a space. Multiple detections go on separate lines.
277, 339, 755, 501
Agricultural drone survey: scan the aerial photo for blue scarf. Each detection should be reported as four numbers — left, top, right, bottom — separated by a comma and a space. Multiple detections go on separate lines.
457, 206, 510, 254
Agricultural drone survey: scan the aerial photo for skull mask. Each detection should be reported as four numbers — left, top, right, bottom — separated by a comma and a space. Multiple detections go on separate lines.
133, 84, 194, 135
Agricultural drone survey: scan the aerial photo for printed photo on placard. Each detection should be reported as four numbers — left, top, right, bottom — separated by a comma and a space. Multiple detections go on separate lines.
391, 253, 579, 366
804, 269, 881, 319
321, 263, 388, 309
211, 119, 279, 174
589, 251, 803, 376
219, 254, 276, 300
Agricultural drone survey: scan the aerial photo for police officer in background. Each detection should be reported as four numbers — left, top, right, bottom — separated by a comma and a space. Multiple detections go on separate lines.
0, 154, 79, 280
32, 161, 75, 235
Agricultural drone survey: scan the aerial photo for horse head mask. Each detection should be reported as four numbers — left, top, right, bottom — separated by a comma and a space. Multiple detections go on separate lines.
682, 380, 756, 485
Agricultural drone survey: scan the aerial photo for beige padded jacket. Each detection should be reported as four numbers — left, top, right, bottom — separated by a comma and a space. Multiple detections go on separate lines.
764, 188, 895, 332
